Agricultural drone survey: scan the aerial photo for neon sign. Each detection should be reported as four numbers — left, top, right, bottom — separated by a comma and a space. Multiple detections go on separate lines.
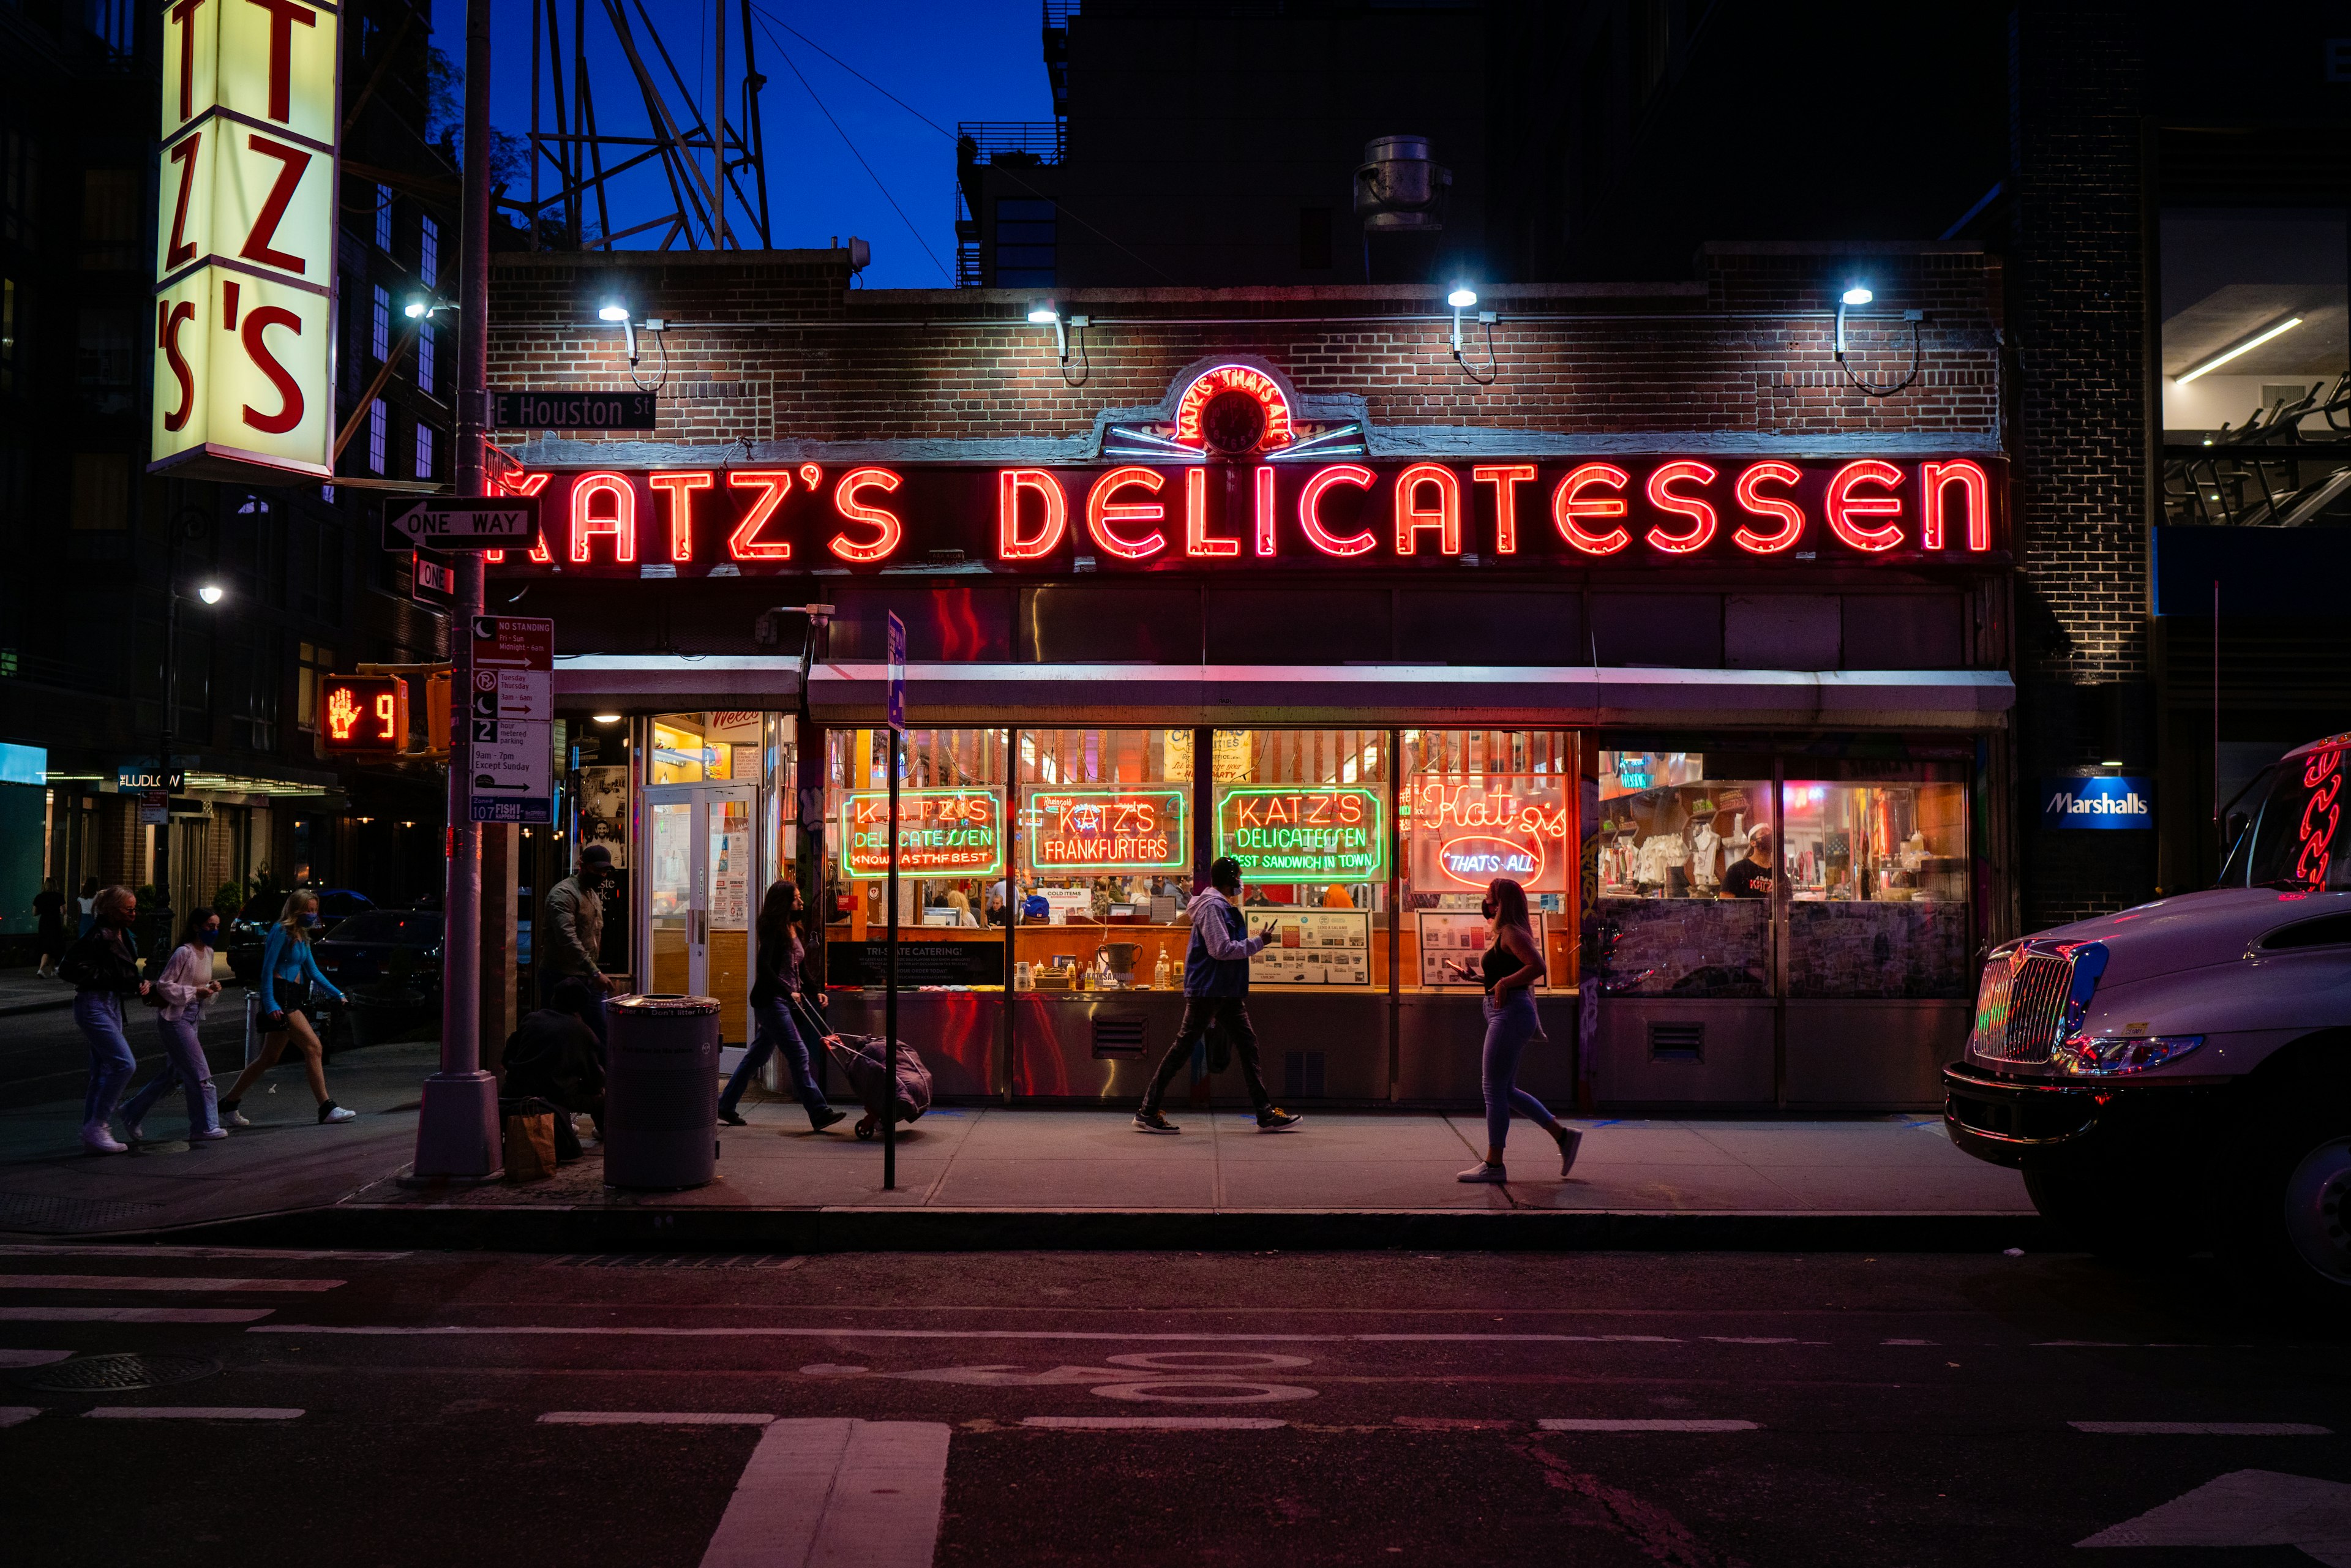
1024, 787, 1188, 872
2293, 745, 2344, 890
1404, 777, 1572, 893
839, 789, 1003, 880
1172, 364, 1294, 454
1212, 785, 1386, 879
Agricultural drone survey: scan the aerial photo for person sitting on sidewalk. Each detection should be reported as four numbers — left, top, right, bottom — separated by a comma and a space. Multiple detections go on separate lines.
503, 977, 609, 1160
120, 908, 228, 1144
58, 885, 149, 1155
1133, 857, 1301, 1135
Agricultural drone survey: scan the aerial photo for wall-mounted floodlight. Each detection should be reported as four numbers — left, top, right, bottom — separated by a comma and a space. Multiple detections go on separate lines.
1835, 284, 1873, 354
599, 298, 640, 366
1028, 302, 1070, 364
1446, 285, 1498, 384
2174, 316, 2302, 385
1447, 287, 1478, 309
196, 583, 226, 606
1841, 286, 1874, 306
1831, 281, 1924, 396
598, 301, 632, 322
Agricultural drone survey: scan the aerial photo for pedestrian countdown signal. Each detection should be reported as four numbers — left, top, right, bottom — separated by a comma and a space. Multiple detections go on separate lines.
319, 675, 406, 756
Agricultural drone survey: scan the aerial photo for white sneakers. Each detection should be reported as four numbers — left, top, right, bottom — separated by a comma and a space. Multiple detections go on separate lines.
1456, 1162, 1506, 1183
320, 1105, 357, 1123
192, 1127, 230, 1142
80, 1123, 127, 1155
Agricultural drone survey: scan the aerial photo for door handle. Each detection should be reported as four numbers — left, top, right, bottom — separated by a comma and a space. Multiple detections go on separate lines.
691, 909, 707, 945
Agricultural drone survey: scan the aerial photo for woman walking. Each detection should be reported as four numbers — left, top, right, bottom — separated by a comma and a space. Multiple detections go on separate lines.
217, 890, 356, 1126
58, 885, 149, 1155
1453, 878, 1583, 1184
718, 879, 846, 1133
32, 877, 67, 979
75, 878, 100, 938
120, 909, 228, 1144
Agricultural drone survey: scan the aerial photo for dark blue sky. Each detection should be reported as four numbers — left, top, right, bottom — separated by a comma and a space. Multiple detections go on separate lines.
426, 1, 1052, 287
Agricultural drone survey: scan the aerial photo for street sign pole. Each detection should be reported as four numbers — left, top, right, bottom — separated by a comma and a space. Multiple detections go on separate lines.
883, 612, 906, 1192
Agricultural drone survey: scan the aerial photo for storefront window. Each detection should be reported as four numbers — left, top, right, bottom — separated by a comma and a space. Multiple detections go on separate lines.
1589, 748, 1772, 997
1013, 729, 1193, 991
1209, 729, 1387, 991
1399, 729, 1575, 989
650, 711, 768, 785
825, 727, 1009, 989
1781, 768, 1971, 998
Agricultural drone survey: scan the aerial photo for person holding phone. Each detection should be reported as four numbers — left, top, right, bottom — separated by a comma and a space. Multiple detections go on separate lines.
119, 907, 229, 1143
1133, 857, 1301, 1134
1453, 877, 1581, 1184
218, 890, 354, 1127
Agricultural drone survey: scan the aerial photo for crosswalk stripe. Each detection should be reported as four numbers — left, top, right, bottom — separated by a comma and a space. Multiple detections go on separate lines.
1540, 1419, 1759, 1432
0, 1349, 72, 1367
0, 1275, 341, 1293
1022, 1417, 1287, 1430
701, 1419, 949, 1568
0, 1245, 405, 1261
0, 1308, 274, 1323
2069, 1421, 2332, 1436
541, 1412, 776, 1425
0, 1406, 40, 1428
83, 1407, 304, 1420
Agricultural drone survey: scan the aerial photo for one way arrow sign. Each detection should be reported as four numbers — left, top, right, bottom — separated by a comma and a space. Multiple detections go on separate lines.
385, 498, 541, 550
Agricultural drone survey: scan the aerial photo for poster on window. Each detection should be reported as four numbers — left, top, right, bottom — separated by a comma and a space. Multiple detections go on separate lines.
1246, 907, 1372, 987
1418, 910, 1546, 989
577, 766, 630, 870
710, 811, 751, 930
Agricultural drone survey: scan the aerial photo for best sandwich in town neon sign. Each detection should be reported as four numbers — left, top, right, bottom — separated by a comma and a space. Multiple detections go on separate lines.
481, 455, 2004, 574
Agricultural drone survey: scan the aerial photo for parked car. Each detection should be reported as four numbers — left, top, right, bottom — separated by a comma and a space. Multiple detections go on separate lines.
312, 909, 444, 1047
1943, 733, 2351, 1302
226, 888, 373, 984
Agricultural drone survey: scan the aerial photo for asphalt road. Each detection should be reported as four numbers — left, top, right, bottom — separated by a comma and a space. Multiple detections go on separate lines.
2, 1247, 2344, 1566
0, 999, 253, 1111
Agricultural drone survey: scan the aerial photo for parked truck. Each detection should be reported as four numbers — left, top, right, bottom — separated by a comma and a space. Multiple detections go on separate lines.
1943, 733, 2351, 1299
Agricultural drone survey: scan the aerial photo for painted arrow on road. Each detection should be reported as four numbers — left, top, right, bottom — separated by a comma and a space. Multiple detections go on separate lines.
2078, 1469, 2351, 1564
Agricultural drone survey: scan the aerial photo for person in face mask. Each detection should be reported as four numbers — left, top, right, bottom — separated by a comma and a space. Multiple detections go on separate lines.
541, 844, 623, 1006
119, 909, 230, 1143
217, 890, 354, 1126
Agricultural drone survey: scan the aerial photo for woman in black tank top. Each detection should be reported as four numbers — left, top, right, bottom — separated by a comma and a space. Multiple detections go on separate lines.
1456, 878, 1583, 1185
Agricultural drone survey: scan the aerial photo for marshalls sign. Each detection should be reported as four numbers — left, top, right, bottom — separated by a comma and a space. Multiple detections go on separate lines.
151, 0, 342, 481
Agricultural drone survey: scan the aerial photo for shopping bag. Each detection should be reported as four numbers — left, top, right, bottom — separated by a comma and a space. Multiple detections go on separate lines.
503, 1111, 558, 1181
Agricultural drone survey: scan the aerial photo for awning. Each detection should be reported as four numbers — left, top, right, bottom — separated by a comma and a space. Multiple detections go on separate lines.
807, 663, 2013, 730
553, 655, 803, 710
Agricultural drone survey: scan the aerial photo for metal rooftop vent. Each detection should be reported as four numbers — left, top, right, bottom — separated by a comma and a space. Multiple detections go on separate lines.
1354, 135, 1452, 234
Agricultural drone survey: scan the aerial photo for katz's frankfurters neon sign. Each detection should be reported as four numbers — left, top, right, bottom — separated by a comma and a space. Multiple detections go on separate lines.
483, 455, 2004, 576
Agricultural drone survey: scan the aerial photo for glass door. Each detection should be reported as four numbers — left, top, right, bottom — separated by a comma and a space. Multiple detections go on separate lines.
642, 784, 759, 1043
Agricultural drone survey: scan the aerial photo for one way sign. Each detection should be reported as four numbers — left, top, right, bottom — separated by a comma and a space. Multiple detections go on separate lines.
385, 498, 540, 550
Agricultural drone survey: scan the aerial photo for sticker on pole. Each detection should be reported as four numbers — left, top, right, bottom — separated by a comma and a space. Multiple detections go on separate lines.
887, 611, 907, 736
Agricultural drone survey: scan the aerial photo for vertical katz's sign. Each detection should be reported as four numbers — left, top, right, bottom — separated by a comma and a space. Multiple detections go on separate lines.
151, 0, 342, 481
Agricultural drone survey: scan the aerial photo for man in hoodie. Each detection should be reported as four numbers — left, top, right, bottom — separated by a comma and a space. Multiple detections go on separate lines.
1134, 856, 1302, 1133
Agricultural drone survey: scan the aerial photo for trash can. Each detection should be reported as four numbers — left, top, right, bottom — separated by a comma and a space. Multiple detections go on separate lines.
602, 992, 722, 1190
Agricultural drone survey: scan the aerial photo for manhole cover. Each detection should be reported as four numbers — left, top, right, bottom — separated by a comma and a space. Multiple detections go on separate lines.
14, 1353, 221, 1393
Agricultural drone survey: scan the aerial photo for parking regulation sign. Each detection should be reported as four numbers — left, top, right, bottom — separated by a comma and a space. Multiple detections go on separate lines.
468, 615, 554, 823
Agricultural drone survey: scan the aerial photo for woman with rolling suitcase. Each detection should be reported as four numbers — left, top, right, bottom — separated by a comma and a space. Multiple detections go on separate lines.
718, 879, 846, 1133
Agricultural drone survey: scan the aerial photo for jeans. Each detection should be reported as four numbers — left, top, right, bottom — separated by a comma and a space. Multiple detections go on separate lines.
75, 992, 136, 1128
1481, 989, 1555, 1152
720, 998, 831, 1120
1142, 996, 1270, 1113
121, 1016, 219, 1136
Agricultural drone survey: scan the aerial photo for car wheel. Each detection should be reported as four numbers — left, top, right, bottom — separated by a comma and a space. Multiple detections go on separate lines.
2279, 1134, 2351, 1292
2023, 1164, 2196, 1260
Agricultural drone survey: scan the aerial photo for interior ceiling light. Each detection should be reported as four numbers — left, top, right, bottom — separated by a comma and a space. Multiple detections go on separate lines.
2174, 316, 2302, 384
593, 713, 623, 724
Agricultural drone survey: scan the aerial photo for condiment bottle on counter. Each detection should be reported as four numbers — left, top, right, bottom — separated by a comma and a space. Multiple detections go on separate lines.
1152, 945, 1171, 989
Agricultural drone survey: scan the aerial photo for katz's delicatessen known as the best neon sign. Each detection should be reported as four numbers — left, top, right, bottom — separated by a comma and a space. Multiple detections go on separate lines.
152, 0, 343, 481
1404, 776, 1573, 894
1024, 788, 1188, 873
1213, 786, 1387, 880
839, 789, 1003, 880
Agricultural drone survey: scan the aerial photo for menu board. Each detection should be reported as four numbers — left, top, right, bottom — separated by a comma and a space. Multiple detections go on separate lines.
1403, 775, 1571, 894
1247, 907, 1373, 987
1024, 787, 1188, 872
1418, 910, 1546, 989
1213, 785, 1387, 879
839, 788, 1004, 879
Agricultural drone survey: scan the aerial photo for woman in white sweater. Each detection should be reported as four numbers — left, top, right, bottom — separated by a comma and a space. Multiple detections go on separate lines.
120, 909, 228, 1143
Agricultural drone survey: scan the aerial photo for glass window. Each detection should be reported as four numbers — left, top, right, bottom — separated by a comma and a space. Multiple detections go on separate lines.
372, 285, 391, 361
2225, 741, 2350, 891
1780, 768, 1972, 999
416, 324, 434, 394
1013, 729, 1193, 991
1401, 729, 1575, 990
825, 727, 1009, 989
649, 712, 767, 786
1206, 730, 1388, 992
1589, 748, 1772, 998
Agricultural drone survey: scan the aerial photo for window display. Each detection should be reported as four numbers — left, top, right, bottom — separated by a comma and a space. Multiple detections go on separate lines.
1400, 730, 1575, 989
1210, 730, 1390, 988
1590, 749, 1773, 997
826, 727, 1010, 988
1013, 730, 1195, 991
1781, 771, 1971, 998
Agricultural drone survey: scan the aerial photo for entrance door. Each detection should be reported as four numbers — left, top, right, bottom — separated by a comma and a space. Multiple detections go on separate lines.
643, 785, 758, 1043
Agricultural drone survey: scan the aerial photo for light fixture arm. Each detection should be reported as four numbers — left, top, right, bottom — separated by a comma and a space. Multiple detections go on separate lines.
1834, 307, 1926, 399
1451, 310, 1499, 386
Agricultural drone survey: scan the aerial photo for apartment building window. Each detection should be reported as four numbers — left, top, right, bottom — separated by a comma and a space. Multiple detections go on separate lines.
367, 399, 387, 474
414, 423, 433, 481
296, 640, 337, 733
372, 285, 391, 361
416, 323, 434, 394
84, 0, 135, 58
233, 629, 279, 751
70, 452, 127, 530
994, 198, 1057, 288
78, 169, 140, 269
374, 184, 393, 251
419, 214, 439, 287
77, 308, 139, 414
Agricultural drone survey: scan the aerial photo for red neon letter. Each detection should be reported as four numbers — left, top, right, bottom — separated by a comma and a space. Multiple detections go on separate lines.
239, 134, 313, 274
1824, 460, 1905, 552
725, 470, 793, 560
1552, 463, 1631, 555
245, 0, 317, 123
169, 0, 206, 121
1393, 462, 1462, 555
1185, 465, 1239, 558
238, 306, 303, 433
1254, 466, 1277, 557
648, 470, 711, 563
1472, 463, 1535, 555
1644, 460, 1718, 554
1731, 461, 1805, 553
159, 301, 196, 432
165, 133, 201, 270
1297, 465, 1377, 557
998, 469, 1067, 560
569, 472, 637, 564
484, 471, 553, 564
1084, 465, 1170, 561
831, 467, 904, 563
1918, 459, 1990, 551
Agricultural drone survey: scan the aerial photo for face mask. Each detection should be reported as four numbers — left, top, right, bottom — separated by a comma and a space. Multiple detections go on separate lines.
299, 913, 321, 928
1480, 900, 1496, 919
196, 928, 217, 947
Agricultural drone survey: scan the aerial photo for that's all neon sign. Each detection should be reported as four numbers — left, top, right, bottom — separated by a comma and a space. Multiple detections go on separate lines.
483, 455, 2004, 575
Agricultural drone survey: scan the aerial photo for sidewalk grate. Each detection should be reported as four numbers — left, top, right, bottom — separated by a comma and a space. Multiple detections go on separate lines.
15, 1353, 221, 1393
0, 1194, 164, 1231
539, 1253, 806, 1270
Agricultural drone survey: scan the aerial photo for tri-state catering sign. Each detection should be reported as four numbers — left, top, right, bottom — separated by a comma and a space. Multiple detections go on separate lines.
151, 0, 342, 481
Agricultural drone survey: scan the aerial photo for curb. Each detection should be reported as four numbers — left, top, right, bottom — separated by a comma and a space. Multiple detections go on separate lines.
0, 997, 73, 1018
34, 1204, 2060, 1255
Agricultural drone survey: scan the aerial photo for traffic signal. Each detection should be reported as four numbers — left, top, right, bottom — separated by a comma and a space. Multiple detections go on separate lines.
420, 667, 452, 756
320, 675, 407, 756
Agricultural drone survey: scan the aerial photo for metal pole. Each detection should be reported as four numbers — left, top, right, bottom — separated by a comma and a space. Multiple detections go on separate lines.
883, 728, 899, 1190
157, 577, 177, 959
408, 0, 500, 1183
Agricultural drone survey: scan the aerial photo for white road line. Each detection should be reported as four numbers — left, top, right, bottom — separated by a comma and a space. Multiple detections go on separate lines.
1022, 1416, 1288, 1430
83, 1407, 304, 1420
541, 1412, 777, 1425
248, 1326, 1693, 1344
0, 1406, 41, 1428
0, 1349, 71, 1367
0, 1275, 341, 1293
700, 1418, 949, 1568
0, 1245, 407, 1261
1540, 1419, 1760, 1432
2071, 1422, 2333, 1436
1883, 1338, 1937, 1346
0, 1307, 274, 1323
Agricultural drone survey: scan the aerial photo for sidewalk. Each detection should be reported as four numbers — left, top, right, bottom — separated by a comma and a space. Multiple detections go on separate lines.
0, 969, 75, 1018
0, 1052, 2041, 1251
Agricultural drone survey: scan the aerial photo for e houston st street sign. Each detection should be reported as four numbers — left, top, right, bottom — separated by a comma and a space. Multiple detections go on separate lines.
386, 498, 542, 550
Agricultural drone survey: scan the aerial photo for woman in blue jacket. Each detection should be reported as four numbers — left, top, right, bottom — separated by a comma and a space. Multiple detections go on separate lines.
217, 890, 356, 1125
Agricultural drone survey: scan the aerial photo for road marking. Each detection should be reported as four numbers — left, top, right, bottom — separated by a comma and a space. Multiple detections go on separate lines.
1022, 1416, 1288, 1430
0, 1308, 274, 1323
700, 1419, 948, 1568
0, 1245, 405, 1261
2071, 1422, 2333, 1436
0, 1406, 40, 1428
2078, 1468, 2351, 1553
1092, 1381, 1318, 1404
0, 1275, 341, 1293
1539, 1419, 1759, 1432
83, 1407, 304, 1420
0, 1349, 72, 1367
541, 1412, 777, 1426
248, 1326, 1695, 1344
1883, 1338, 1937, 1346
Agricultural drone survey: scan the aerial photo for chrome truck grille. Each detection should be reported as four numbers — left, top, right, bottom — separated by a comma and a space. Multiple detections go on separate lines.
1968, 940, 2109, 1065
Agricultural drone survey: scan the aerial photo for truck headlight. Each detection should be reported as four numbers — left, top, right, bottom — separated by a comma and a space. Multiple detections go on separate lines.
2053, 1034, 2205, 1076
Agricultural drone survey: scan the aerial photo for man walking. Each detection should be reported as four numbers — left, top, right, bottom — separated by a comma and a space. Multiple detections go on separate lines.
1134, 856, 1300, 1134
542, 844, 624, 1024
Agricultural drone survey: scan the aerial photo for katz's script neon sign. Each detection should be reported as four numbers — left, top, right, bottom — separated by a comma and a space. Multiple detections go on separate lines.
839, 789, 1004, 880
1025, 788, 1189, 873
1404, 777, 1572, 894
481, 455, 2006, 575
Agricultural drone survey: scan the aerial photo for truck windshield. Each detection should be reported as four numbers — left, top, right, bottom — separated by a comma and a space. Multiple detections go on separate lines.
2224, 741, 2349, 891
